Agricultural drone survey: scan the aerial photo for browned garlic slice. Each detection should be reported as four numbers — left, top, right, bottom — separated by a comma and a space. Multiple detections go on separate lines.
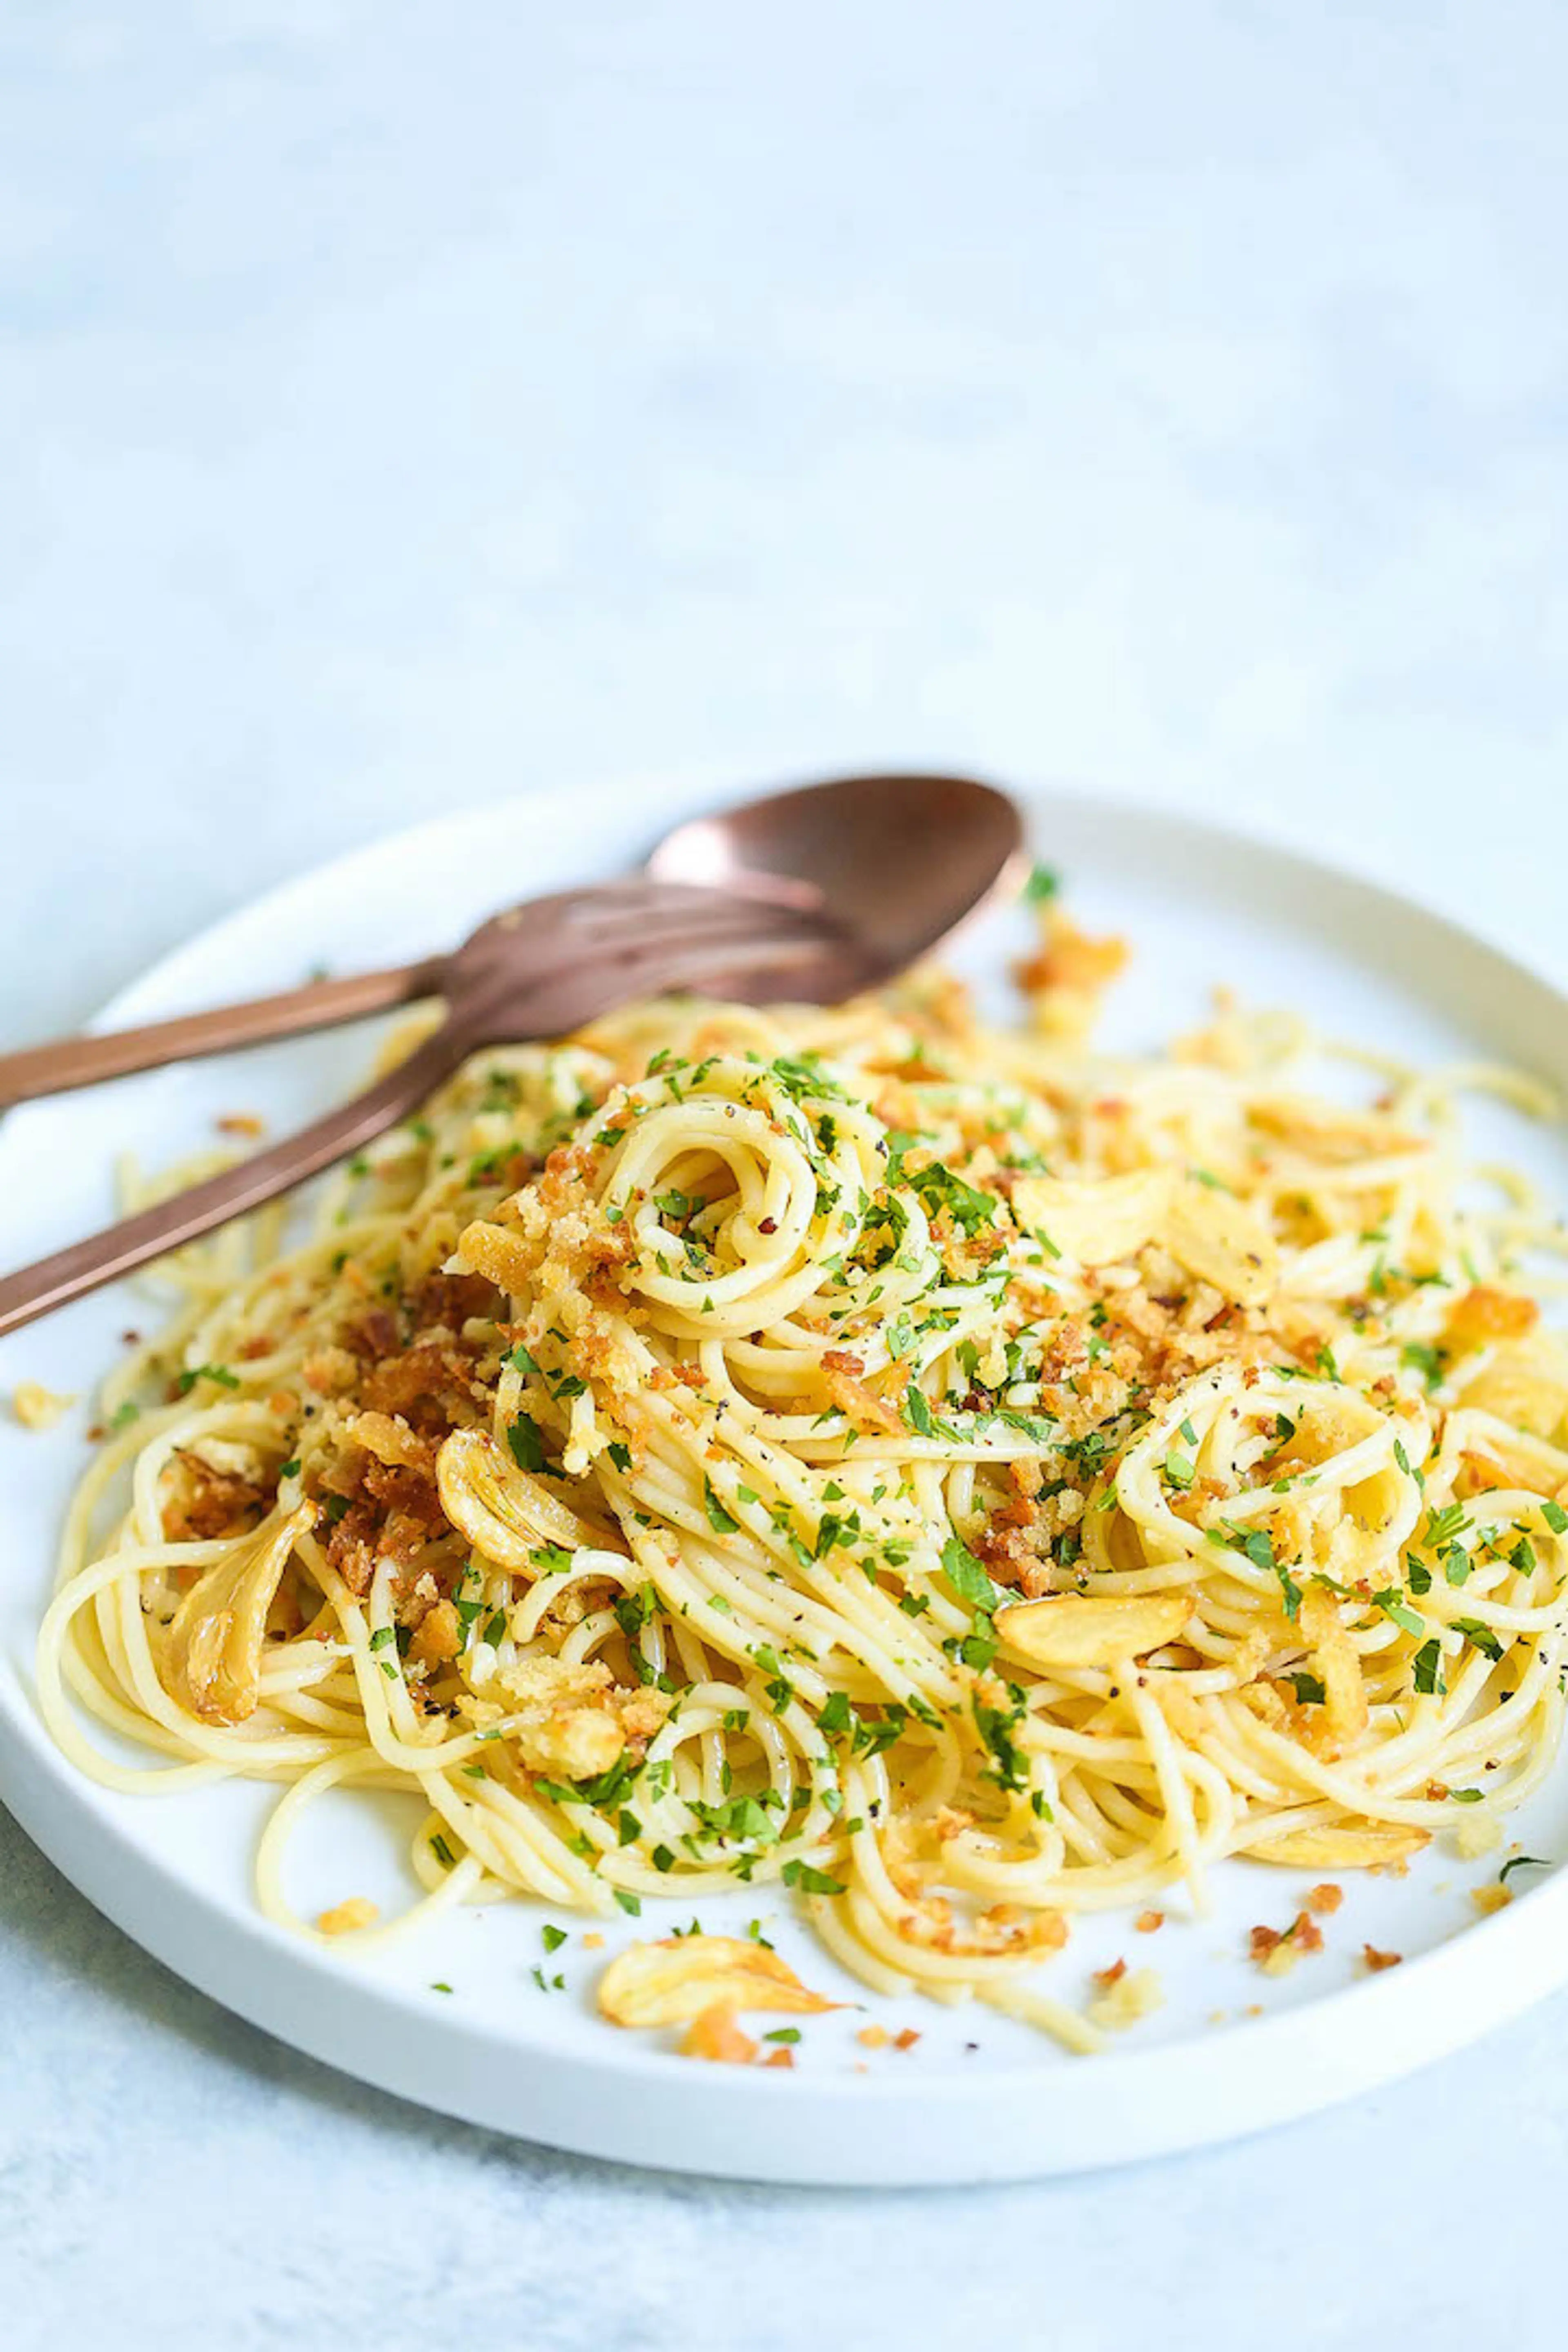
436, 1426, 616, 1566
598, 1934, 838, 2029
162, 1501, 315, 1724
996, 1591, 1191, 1669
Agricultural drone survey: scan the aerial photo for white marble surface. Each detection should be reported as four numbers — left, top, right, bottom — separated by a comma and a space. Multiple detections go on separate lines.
3, 5, 1567, 2346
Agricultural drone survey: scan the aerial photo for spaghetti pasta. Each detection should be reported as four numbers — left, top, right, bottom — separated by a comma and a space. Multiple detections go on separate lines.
37, 913, 1568, 2039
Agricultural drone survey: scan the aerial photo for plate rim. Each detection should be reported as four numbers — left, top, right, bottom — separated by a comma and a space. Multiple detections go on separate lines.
6, 767, 1568, 2184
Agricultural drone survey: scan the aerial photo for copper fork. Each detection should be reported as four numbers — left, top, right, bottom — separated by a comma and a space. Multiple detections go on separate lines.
0, 879, 859, 1339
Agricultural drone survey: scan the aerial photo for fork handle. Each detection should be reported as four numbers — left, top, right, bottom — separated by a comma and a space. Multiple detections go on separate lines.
0, 957, 449, 1110
0, 1027, 468, 1340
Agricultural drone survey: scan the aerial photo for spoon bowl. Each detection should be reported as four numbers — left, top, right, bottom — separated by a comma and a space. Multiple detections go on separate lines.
650, 771, 1029, 984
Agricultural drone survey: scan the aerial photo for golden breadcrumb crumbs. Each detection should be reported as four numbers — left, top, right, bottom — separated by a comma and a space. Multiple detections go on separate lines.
11, 1381, 77, 1431
1248, 1911, 1324, 1974
680, 2003, 758, 2065
216, 1112, 266, 1138
1362, 1944, 1402, 1972
1087, 1965, 1164, 2031
857, 2025, 890, 2050
316, 1897, 379, 1936
582, 1932, 605, 1950
1472, 1884, 1513, 1917
1134, 1910, 1165, 1934
1454, 1813, 1503, 1860
1304, 1883, 1343, 1915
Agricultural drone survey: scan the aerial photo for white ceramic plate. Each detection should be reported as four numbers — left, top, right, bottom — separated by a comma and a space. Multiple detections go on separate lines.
5, 775, 1568, 2186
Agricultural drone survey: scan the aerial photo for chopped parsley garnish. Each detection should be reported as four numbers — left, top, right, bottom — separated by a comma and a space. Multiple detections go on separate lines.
1423, 1502, 1469, 1550
1401, 1341, 1445, 1392
612, 1586, 656, 1642
818, 1690, 855, 1737
940, 1533, 1000, 1615
1232, 1524, 1300, 1620
1411, 1638, 1446, 1696
703, 1479, 740, 1536
506, 1412, 548, 1474
780, 1860, 846, 1896
1371, 1586, 1425, 1637
972, 1684, 1031, 1794
897, 1155, 997, 1238
1451, 1618, 1503, 1662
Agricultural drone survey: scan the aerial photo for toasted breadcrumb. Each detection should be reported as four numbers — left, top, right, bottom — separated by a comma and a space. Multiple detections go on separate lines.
680, 2002, 757, 2064
1448, 1285, 1538, 1344
762, 2047, 795, 2069
820, 1351, 903, 1435
893, 2027, 921, 2051
856, 2024, 890, 2050
1087, 1965, 1164, 2031
11, 1381, 77, 1430
1362, 1943, 1402, 1972
1454, 1812, 1503, 1860
216, 1112, 266, 1138
1249, 1912, 1324, 1974
316, 1897, 379, 1936
582, 1932, 605, 1950
1472, 1884, 1513, 1916
1134, 1909, 1165, 1934
1304, 1882, 1343, 1916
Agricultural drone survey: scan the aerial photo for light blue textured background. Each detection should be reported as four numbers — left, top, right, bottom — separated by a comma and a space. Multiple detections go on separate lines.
3, 6, 1566, 2348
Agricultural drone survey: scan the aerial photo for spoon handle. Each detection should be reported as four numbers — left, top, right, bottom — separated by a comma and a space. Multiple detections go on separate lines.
0, 1026, 467, 1340
0, 957, 449, 1109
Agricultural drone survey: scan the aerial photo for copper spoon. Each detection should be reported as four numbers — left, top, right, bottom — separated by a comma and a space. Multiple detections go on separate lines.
0, 775, 1026, 1336
0, 772, 1024, 1108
